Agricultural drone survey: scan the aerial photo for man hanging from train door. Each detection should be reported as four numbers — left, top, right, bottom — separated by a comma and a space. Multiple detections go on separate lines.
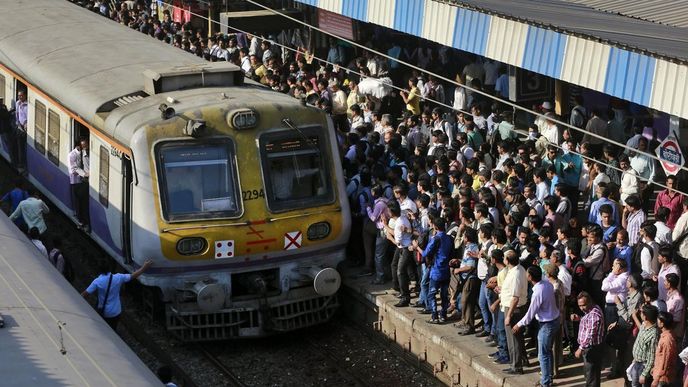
68, 138, 90, 232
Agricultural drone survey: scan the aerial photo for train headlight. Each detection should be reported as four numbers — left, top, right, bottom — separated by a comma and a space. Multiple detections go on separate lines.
176, 237, 207, 255
307, 222, 331, 241
228, 109, 258, 130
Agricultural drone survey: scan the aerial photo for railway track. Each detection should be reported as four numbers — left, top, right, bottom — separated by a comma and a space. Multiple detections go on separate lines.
197, 347, 249, 387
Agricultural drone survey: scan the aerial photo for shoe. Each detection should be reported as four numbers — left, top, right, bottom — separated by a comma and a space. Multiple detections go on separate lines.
438, 317, 446, 324
413, 301, 425, 308
503, 368, 523, 375
489, 351, 500, 359
535, 382, 551, 387
458, 328, 475, 336
417, 309, 432, 315
476, 330, 489, 338
356, 271, 374, 277
370, 279, 385, 285
493, 356, 510, 365
427, 318, 441, 324
485, 335, 495, 343
394, 300, 410, 307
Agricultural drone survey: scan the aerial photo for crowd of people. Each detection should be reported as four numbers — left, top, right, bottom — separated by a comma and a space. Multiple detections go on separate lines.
72, 1, 688, 386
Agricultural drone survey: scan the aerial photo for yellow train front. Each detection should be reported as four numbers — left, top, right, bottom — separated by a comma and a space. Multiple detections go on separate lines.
0, 1, 349, 341
122, 68, 350, 341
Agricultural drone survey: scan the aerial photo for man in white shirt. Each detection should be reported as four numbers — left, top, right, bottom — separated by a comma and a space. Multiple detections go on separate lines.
10, 190, 49, 236
619, 155, 640, 205
638, 225, 659, 280
68, 138, 90, 228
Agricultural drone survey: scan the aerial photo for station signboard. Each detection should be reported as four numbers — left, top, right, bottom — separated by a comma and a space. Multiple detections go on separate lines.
656, 133, 684, 176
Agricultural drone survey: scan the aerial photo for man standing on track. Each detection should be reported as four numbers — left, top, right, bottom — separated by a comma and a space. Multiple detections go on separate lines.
82, 259, 153, 330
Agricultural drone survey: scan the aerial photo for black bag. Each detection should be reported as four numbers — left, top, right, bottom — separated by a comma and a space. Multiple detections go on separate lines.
604, 322, 630, 349
97, 274, 113, 317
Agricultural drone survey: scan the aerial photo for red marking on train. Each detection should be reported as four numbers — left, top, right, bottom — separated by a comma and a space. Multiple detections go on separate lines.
246, 225, 265, 239
248, 219, 267, 225
246, 238, 276, 246
284, 231, 302, 250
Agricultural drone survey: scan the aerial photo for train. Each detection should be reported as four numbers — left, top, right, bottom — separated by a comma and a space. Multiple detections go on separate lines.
0, 0, 350, 340
0, 212, 162, 386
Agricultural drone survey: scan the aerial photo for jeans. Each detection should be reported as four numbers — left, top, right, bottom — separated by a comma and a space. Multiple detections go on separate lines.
374, 231, 388, 281
418, 263, 430, 309
627, 361, 650, 387
538, 318, 560, 386
478, 280, 493, 333
496, 309, 509, 359
428, 278, 449, 319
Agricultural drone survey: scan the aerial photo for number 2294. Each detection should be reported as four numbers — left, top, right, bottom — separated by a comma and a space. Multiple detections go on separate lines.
242, 189, 265, 201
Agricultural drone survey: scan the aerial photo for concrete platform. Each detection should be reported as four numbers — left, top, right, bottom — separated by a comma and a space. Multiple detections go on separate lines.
340, 267, 625, 387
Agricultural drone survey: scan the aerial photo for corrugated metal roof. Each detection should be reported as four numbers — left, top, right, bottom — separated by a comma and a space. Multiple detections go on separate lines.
393, 0, 426, 36
451, 7, 491, 55
564, 0, 688, 28
445, 0, 688, 63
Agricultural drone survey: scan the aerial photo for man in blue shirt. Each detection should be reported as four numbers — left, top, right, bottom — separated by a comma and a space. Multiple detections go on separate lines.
557, 139, 582, 216
82, 259, 153, 330
588, 185, 620, 226
513, 266, 560, 387
1, 179, 28, 228
611, 229, 633, 271
412, 214, 452, 323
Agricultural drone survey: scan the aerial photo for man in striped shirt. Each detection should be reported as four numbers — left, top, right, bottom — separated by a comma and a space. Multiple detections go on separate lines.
573, 291, 604, 387
629, 305, 659, 387
622, 195, 646, 247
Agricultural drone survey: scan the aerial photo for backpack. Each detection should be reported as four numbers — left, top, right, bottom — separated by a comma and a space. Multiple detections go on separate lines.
571, 106, 588, 129
587, 244, 610, 278
349, 189, 371, 218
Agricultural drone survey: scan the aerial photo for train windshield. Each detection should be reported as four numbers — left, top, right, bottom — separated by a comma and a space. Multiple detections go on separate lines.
260, 130, 333, 212
157, 141, 241, 221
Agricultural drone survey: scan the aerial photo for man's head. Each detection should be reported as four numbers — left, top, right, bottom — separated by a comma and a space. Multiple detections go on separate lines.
658, 311, 674, 331
612, 258, 627, 275
527, 266, 542, 284
577, 291, 593, 313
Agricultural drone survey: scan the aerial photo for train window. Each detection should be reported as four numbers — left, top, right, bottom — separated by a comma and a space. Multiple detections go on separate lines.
260, 129, 333, 212
99, 145, 109, 207
156, 140, 241, 221
47, 110, 60, 165
34, 100, 46, 155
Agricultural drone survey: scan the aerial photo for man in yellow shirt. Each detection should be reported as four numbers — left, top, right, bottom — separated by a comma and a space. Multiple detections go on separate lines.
400, 77, 421, 115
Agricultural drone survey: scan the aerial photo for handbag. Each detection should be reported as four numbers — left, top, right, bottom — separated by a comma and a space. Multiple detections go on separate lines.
97, 274, 113, 317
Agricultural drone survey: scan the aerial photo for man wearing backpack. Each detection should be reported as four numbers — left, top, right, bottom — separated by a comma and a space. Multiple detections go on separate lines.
82, 259, 153, 330
583, 226, 608, 308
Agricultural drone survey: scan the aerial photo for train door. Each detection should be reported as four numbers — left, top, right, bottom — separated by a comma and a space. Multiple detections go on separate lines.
72, 119, 89, 147
15, 80, 27, 171
121, 156, 133, 264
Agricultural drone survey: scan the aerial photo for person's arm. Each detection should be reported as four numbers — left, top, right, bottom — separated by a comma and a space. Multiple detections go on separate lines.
516, 285, 541, 328
505, 294, 519, 325
8, 205, 20, 221
652, 338, 669, 382
641, 249, 653, 279
81, 279, 97, 298
641, 331, 659, 378
131, 260, 153, 280
41, 200, 49, 214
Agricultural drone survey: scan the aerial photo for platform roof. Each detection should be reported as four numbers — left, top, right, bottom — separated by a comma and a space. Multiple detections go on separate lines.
452, 0, 688, 63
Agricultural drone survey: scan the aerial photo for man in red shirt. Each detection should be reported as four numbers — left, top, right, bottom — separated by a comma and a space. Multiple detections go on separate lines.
654, 175, 683, 228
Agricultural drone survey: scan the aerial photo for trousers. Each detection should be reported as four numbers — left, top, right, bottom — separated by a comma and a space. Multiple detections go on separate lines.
504, 306, 526, 370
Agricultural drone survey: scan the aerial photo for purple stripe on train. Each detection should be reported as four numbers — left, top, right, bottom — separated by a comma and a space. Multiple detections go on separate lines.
27, 145, 122, 256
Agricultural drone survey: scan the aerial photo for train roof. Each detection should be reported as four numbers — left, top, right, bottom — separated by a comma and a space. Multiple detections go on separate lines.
0, 0, 226, 137
0, 213, 161, 386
